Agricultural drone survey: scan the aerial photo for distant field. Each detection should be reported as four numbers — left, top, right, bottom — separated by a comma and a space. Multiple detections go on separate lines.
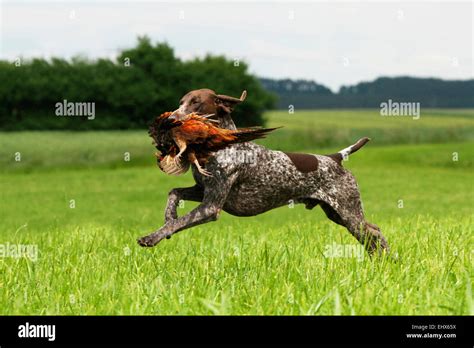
1, 109, 473, 172
263, 109, 474, 150
0, 109, 472, 315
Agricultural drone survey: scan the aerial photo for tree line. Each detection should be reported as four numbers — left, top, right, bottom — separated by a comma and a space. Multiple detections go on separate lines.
1, 36, 472, 131
0, 37, 275, 130
260, 77, 474, 109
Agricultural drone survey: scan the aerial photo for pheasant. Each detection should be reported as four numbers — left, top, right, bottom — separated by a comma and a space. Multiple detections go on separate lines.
149, 112, 278, 176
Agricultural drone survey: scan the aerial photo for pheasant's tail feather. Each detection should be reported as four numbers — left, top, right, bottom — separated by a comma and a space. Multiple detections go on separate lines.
230, 127, 280, 143
205, 127, 279, 150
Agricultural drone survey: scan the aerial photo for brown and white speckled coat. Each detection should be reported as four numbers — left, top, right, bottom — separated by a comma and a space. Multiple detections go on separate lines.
138, 89, 389, 255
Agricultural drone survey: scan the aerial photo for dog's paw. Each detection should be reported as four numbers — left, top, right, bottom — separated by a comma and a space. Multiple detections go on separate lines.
137, 235, 157, 247
137, 232, 169, 247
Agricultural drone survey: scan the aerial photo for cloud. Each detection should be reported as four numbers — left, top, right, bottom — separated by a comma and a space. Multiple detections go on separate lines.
1, 1, 472, 90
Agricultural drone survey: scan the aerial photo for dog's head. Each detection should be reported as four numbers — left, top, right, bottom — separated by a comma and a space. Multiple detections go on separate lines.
170, 88, 247, 120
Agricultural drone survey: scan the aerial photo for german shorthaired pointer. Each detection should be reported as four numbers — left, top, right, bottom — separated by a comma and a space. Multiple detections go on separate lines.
138, 89, 390, 255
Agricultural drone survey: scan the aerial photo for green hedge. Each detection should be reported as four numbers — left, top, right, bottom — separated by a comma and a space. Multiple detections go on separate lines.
0, 37, 275, 130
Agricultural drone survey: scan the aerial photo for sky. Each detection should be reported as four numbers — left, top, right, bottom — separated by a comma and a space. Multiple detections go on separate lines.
1, 0, 472, 91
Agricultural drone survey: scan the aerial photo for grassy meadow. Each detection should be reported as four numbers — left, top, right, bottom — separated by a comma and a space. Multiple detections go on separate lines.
0, 109, 473, 315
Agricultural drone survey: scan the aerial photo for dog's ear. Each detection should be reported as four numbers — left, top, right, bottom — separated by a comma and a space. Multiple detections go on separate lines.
215, 90, 247, 114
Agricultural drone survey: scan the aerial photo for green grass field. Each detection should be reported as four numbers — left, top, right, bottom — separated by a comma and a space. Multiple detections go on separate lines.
0, 109, 473, 315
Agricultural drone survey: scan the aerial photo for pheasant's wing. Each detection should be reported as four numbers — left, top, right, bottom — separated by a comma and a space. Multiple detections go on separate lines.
171, 118, 212, 145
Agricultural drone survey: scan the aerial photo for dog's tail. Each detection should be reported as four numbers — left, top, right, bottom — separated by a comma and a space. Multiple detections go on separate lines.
326, 137, 370, 165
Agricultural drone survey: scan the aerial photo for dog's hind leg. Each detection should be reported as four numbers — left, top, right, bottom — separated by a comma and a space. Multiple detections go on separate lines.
321, 200, 389, 255
314, 174, 390, 255
319, 202, 345, 226
345, 216, 389, 256
164, 185, 204, 223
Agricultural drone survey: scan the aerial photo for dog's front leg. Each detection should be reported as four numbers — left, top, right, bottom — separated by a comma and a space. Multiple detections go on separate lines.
139, 201, 223, 247
164, 185, 204, 223
138, 174, 236, 247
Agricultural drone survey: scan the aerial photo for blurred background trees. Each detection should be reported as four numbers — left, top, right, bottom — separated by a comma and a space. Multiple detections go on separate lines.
0, 36, 275, 130
1, 36, 472, 131
260, 77, 474, 109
